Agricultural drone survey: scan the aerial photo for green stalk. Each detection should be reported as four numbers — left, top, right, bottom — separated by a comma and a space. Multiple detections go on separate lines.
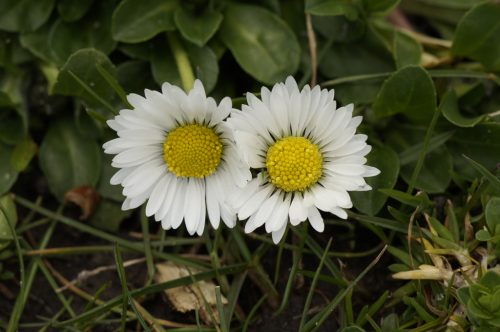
167, 32, 195, 92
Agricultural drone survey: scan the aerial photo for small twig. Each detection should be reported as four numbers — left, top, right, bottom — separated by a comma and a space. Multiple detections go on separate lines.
57, 257, 146, 292
305, 13, 318, 86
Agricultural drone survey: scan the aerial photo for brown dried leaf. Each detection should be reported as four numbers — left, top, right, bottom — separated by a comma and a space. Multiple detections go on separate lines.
64, 186, 100, 220
154, 262, 227, 325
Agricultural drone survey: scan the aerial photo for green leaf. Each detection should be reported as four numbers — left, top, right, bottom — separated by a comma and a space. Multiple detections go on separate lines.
151, 42, 219, 93
352, 146, 399, 216
0, 99, 25, 145
10, 137, 37, 172
399, 130, 454, 166
341, 326, 366, 332
111, 0, 177, 43
48, 1, 116, 65
19, 23, 54, 64
90, 200, 130, 232
0, 0, 54, 32
174, 7, 223, 47
39, 117, 101, 200
116, 60, 156, 94
394, 31, 422, 69
463, 155, 500, 193
305, 0, 358, 20
363, 0, 400, 14
378, 189, 432, 209
449, 124, 500, 181
0, 144, 18, 196
373, 65, 436, 123
53, 49, 117, 111
219, 3, 300, 84
475, 229, 494, 242
441, 89, 485, 128
0, 194, 17, 242
97, 153, 124, 202
452, 2, 500, 71
57, 0, 94, 22
400, 147, 452, 193
486, 197, 500, 233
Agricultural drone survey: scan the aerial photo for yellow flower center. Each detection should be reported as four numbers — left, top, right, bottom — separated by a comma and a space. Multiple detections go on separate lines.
163, 124, 222, 178
266, 136, 323, 192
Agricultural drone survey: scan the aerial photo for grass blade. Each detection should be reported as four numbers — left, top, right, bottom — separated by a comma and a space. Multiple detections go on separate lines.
463, 155, 500, 192
114, 245, 153, 332
53, 263, 247, 327
298, 238, 332, 332
303, 245, 388, 332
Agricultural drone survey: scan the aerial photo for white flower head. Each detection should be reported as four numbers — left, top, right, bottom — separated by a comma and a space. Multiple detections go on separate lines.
103, 80, 251, 235
228, 76, 380, 243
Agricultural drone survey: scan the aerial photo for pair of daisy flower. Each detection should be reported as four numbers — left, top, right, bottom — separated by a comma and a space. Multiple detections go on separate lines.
103, 77, 379, 243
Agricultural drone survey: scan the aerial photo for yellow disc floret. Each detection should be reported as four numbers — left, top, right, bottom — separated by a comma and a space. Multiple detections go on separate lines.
163, 124, 222, 178
266, 136, 323, 192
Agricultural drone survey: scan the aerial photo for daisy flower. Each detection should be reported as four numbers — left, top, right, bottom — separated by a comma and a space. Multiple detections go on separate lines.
103, 80, 251, 235
228, 77, 379, 243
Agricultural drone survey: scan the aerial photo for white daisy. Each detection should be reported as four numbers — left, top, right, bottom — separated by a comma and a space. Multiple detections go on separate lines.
103, 80, 251, 235
228, 76, 380, 243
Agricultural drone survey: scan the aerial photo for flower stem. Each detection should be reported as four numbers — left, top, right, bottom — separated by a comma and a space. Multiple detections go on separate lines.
167, 32, 195, 92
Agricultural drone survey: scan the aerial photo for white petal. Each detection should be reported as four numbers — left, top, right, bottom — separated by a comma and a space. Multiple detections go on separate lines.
146, 175, 170, 217
307, 206, 324, 232
238, 185, 273, 220
184, 179, 203, 235
289, 193, 308, 224
266, 193, 291, 233
272, 223, 288, 244
363, 166, 381, 177
329, 207, 348, 219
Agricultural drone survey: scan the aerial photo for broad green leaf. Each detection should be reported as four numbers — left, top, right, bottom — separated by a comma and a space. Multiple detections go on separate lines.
313, 15, 365, 42
486, 197, 500, 233
0, 106, 25, 145
475, 229, 493, 242
49, 1, 116, 65
320, 28, 393, 77
378, 189, 432, 209
352, 146, 399, 216
0, 0, 54, 32
151, 42, 219, 93
57, 0, 94, 22
174, 7, 223, 47
111, 0, 177, 43
363, 0, 400, 14
90, 200, 130, 232
305, 0, 358, 20
0, 144, 18, 196
97, 153, 124, 202
53, 49, 117, 110
185, 43, 219, 93
39, 117, 101, 200
441, 89, 485, 127
219, 3, 300, 84
0, 194, 17, 250
394, 31, 422, 69
463, 155, 500, 194
449, 124, 500, 181
399, 131, 454, 166
452, 2, 500, 71
19, 22, 54, 63
373, 65, 436, 123
116, 60, 156, 94
341, 326, 366, 332
10, 137, 37, 172
400, 147, 452, 193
